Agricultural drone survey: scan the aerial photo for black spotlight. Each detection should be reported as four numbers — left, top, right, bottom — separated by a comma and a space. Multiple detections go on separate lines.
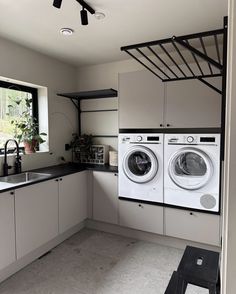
80, 7, 88, 25
53, 0, 62, 9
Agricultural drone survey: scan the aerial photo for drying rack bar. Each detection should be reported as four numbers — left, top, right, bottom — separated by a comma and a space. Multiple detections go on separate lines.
162, 73, 221, 82
121, 22, 226, 92
121, 29, 224, 51
173, 36, 222, 71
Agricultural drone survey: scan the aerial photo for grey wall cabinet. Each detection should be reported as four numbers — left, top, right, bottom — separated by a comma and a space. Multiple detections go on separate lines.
119, 70, 165, 129
165, 78, 221, 128
0, 191, 16, 270
92, 171, 118, 225
119, 70, 221, 129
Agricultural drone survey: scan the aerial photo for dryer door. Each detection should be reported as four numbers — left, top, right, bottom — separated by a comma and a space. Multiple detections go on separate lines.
168, 147, 213, 190
123, 145, 159, 183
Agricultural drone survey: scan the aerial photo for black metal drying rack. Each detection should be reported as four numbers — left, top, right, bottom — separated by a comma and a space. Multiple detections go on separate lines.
121, 16, 228, 159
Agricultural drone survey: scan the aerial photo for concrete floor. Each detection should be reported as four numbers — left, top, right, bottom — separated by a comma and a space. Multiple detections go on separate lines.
0, 229, 208, 294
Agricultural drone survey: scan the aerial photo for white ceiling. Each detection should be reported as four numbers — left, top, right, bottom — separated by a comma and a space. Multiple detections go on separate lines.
0, 0, 228, 67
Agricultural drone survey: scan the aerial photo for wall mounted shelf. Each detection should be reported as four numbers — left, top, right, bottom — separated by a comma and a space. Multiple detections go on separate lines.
57, 88, 117, 100
57, 88, 118, 137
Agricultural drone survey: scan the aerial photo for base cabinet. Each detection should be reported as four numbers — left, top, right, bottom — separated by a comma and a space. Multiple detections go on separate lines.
93, 172, 118, 224
0, 191, 16, 270
15, 180, 59, 259
119, 200, 164, 234
165, 207, 220, 246
59, 171, 88, 234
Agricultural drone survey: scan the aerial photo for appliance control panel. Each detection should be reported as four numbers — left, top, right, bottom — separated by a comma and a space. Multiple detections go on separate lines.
119, 134, 162, 144
168, 134, 220, 145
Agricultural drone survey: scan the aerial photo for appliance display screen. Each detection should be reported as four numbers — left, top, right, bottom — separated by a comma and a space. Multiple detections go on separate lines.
147, 136, 159, 141
200, 137, 215, 142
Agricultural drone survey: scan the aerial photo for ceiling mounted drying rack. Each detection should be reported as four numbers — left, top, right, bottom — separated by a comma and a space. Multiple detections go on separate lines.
121, 16, 228, 160
121, 17, 227, 95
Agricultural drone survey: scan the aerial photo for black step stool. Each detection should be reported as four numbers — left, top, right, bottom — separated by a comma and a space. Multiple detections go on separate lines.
165, 246, 220, 294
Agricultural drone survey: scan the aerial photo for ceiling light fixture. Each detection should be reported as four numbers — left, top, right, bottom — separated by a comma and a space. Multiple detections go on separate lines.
53, 0, 62, 9
94, 11, 105, 20
80, 7, 88, 25
60, 28, 74, 36
53, 0, 97, 26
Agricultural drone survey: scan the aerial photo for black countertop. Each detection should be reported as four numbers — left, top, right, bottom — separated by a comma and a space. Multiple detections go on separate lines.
0, 163, 118, 193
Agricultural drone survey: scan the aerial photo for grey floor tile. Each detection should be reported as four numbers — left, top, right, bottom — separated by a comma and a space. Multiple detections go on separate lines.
0, 228, 207, 294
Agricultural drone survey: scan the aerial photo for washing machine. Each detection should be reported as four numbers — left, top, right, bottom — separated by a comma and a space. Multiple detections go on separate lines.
118, 133, 163, 203
164, 133, 221, 212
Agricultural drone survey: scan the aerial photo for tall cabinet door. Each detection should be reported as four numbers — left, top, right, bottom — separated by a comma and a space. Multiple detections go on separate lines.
119, 70, 164, 129
165, 77, 222, 128
15, 180, 58, 259
59, 171, 88, 234
0, 191, 16, 270
93, 172, 118, 224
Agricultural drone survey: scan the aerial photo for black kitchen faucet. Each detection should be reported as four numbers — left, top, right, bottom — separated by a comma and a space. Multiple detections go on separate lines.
3, 139, 22, 176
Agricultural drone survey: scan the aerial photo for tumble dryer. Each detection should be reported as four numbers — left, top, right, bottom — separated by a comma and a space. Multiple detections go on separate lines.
164, 133, 221, 212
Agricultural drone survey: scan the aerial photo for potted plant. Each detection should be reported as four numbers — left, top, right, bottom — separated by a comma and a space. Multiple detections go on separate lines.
70, 133, 93, 162
8, 97, 47, 154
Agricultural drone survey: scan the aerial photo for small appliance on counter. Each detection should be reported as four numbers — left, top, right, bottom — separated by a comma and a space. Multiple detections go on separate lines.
109, 151, 118, 166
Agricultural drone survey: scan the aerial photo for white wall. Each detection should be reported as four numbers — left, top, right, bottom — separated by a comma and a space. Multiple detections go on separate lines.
0, 37, 78, 174
77, 59, 144, 151
221, 1, 236, 293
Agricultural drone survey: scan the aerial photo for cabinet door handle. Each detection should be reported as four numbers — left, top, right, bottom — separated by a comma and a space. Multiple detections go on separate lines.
160, 124, 163, 127
55, 179, 59, 182
190, 212, 194, 216
10, 191, 14, 195
60, 178, 62, 181
166, 124, 171, 127
138, 204, 143, 208
114, 173, 118, 177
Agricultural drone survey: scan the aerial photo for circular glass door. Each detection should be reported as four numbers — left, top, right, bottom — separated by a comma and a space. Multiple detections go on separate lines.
123, 146, 159, 183
168, 148, 213, 190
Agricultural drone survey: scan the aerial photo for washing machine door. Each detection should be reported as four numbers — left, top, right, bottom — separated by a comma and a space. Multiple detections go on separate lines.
123, 145, 159, 183
168, 147, 213, 190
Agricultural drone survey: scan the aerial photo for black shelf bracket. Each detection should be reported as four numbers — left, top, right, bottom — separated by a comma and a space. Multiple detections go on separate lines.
197, 78, 222, 95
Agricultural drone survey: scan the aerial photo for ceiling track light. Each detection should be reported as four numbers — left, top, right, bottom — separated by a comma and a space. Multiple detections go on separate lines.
80, 7, 88, 26
53, 0, 104, 26
77, 0, 95, 15
53, 0, 62, 9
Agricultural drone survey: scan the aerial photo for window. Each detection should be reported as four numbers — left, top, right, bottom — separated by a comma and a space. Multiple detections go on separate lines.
0, 80, 38, 153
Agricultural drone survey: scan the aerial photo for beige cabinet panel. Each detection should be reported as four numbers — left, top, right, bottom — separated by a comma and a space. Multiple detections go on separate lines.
59, 172, 88, 234
119, 200, 164, 234
165, 207, 220, 246
0, 191, 16, 270
93, 172, 118, 224
15, 180, 59, 259
165, 77, 221, 128
81, 111, 118, 135
119, 70, 164, 128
